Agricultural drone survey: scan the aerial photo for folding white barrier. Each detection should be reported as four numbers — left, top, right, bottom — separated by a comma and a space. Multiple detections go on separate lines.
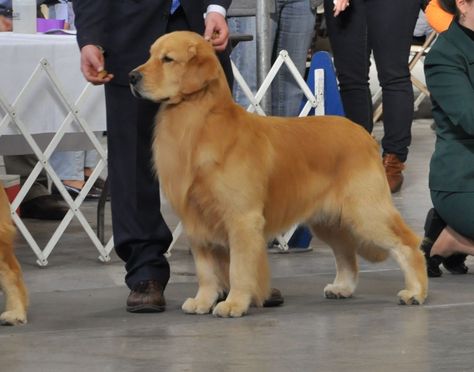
0, 58, 114, 266
166, 50, 325, 255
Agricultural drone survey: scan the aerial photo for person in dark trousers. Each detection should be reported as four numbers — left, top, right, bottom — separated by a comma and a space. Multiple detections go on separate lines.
72, 0, 284, 313
324, 0, 420, 193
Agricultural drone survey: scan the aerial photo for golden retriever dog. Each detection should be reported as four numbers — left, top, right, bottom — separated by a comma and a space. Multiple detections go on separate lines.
0, 184, 28, 325
129, 31, 428, 317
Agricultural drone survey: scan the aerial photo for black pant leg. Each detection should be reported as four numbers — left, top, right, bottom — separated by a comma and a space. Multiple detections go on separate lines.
324, 0, 373, 132
104, 83, 172, 290
324, 0, 419, 161
367, 0, 419, 161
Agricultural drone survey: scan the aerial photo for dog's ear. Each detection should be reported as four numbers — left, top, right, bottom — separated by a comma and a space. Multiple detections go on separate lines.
180, 45, 219, 95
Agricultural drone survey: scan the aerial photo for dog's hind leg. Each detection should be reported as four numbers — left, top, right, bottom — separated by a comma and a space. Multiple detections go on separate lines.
386, 213, 428, 305
348, 207, 428, 305
0, 250, 28, 326
311, 224, 359, 299
182, 242, 230, 314
212, 212, 270, 318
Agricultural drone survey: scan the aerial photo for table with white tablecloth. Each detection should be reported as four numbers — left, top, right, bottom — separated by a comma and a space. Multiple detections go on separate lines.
0, 32, 106, 154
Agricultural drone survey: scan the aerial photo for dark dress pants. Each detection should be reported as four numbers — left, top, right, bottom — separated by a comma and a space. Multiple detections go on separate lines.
105, 84, 172, 290
105, 8, 233, 290
324, 0, 419, 162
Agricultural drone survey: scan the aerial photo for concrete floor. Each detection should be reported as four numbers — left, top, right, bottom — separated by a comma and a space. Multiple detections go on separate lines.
2, 116, 474, 372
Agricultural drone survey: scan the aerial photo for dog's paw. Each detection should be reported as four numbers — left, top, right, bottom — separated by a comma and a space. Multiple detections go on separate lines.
0, 310, 27, 326
397, 290, 426, 305
324, 284, 353, 299
181, 297, 213, 314
212, 301, 248, 318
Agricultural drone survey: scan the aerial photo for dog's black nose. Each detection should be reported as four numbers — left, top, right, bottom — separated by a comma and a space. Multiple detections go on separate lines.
129, 70, 142, 86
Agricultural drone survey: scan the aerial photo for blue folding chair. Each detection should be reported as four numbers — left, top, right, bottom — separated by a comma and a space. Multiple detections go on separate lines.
302, 51, 344, 116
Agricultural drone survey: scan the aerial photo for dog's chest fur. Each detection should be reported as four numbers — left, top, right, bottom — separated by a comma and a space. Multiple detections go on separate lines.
152, 109, 228, 243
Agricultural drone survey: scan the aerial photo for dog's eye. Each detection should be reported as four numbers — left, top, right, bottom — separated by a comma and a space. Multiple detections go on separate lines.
162, 56, 174, 63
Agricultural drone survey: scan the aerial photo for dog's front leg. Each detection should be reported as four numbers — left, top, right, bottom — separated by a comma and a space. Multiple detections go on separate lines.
0, 258, 28, 326
213, 213, 270, 318
182, 243, 229, 314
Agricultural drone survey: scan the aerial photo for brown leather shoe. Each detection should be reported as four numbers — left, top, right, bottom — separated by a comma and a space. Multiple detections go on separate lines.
382, 153, 405, 193
126, 280, 166, 313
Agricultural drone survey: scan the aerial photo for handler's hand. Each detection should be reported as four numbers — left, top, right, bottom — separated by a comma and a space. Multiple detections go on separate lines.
80, 45, 113, 85
204, 12, 229, 51
333, 0, 350, 16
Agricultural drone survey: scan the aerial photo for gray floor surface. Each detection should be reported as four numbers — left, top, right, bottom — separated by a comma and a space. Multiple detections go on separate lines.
2, 117, 474, 372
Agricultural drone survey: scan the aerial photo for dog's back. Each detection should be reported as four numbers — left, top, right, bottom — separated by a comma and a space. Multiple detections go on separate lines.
232, 114, 389, 236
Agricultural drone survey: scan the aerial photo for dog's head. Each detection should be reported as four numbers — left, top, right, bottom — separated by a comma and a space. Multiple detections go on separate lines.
129, 31, 221, 104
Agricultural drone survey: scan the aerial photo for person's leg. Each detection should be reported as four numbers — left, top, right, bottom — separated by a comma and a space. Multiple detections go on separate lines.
431, 228, 474, 257
432, 191, 474, 243
49, 151, 84, 187
102, 8, 196, 312
366, 0, 419, 162
82, 149, 106, 190
104, 84, 173, 294
49, 151, 101, 199
228, 16, 257, 109
271, 0, 316, 117
83, 149, 98, 171
324, 0, 372, 131
423, 191, 474, 276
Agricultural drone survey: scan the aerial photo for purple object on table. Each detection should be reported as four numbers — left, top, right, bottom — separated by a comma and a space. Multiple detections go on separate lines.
36, 18, 65, 32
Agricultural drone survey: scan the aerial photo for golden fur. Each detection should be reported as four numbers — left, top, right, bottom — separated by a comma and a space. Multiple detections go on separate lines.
0, 184, 28, 325
130, 31, 428, 317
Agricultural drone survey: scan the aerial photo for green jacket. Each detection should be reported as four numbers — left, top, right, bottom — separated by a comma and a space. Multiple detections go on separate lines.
424, 20, 474, 192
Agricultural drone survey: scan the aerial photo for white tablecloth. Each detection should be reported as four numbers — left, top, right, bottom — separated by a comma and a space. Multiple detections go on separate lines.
0, 32, 106, 154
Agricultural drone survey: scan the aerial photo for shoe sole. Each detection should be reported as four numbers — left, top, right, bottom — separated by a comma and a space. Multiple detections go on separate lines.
126, 304, 166, 313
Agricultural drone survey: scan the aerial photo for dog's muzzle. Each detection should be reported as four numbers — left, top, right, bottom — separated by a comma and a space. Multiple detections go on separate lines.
128, 70, 170, 102
129, 70, 142, 87
129, 70, 143, 98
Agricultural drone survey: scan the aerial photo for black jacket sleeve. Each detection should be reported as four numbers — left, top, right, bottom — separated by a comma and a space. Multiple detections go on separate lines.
72, 0, 109, 49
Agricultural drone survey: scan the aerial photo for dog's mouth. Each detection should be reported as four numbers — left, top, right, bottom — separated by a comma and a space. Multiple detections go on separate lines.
129, 85, 170, 103
129, 84, 143, 99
